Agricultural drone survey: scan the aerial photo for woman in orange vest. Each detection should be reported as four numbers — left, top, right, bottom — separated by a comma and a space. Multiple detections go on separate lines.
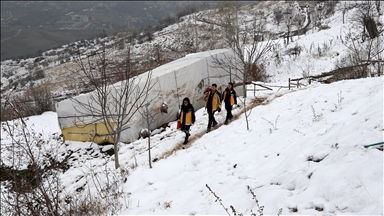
204, 83, 222, 133
222, 82, 237, 125
179, 97, 196, 144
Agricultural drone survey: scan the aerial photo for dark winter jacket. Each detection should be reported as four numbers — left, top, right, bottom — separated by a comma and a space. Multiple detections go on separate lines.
204, 90, 222, 112
222, 88, 237, 108
179, 98, 196, 126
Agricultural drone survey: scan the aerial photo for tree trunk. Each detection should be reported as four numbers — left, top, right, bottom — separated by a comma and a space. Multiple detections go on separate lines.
114, 143, 120, 169
364, 17, 379, 39
242, 81, 247, 98
114, 133, 120, 169
148, 137, 152, 168
376, 0, 381, 14
244, 106, 249, 130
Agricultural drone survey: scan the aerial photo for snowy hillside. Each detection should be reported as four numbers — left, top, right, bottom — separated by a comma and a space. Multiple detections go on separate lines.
116, 77, 383, 215
1, 1, 383, 99
1, 1, 383, 215
2, 76, 382, 215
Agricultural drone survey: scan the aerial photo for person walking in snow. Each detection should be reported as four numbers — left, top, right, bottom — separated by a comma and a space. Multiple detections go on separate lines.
179, 97, 196, 144
222, 82, 237, 125
203, 83, 222, 133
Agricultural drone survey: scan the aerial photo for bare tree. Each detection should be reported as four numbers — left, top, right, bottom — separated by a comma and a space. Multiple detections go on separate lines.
309, 1, 328, 33
339, 1, 355, 24
282, 1, 307, 44
339, 1, 384, 77
339, 29, 384, 78
351, 1, 381, 40
273, 6, 284, 27
66, 43, 156, 169
138, 102, 159, 169
199, 2, 274, 93
195, 2, 274, 130
375, 0, 382, 15
283, 3, 295, 45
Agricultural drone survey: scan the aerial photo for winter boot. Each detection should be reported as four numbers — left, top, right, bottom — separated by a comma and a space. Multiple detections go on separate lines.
212, 121, 218, 127
183, 133, 189, 144
224, 117, 229, 125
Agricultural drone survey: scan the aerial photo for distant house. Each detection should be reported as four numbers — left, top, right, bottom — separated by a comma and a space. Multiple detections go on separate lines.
70, 14, 89, 22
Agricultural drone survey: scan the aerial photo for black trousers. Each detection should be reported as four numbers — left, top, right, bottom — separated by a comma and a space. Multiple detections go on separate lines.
225, 105, 233, 122
207, 109, 217, 128
181, 124, 191, 135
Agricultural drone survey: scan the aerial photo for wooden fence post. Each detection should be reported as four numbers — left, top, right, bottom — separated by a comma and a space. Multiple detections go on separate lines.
288, 78, 291, 90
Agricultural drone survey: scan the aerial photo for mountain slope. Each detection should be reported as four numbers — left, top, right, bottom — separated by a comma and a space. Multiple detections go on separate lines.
0, 1, 383, 215
2, 76, 381, 215
115, 76, 382, 215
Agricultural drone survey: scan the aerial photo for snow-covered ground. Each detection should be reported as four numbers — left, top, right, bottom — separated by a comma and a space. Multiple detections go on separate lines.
1, 1, 383, 215
2, 76, 382, 215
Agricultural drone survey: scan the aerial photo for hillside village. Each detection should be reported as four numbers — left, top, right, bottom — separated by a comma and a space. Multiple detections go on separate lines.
0, 1, 383, 215
1, 1, 382, 105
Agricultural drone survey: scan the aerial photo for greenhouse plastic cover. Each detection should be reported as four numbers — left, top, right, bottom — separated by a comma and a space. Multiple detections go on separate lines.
56, 48, 242, 143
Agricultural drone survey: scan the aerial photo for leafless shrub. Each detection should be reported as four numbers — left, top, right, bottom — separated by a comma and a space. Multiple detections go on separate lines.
338, 28, 382, 78
163, 201, 172, 209
299, 59, 314, 78
334, 57, 369, 80
0, 102, 128, 216
206, 184, 283, 216
1, 79, 56, 121
63, 165, 128, 215
273, 7, 283, 27
247, 63, 269, 82
286, 44, 302, 58
311, 105, 322, 123
206, 184, 231, 216
24, 82, 55, 114
262, 115, 280, 131
33, 69, 45, 80
0, 103, 67, 216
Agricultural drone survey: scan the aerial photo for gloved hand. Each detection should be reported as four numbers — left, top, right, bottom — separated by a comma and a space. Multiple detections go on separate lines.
217, 108, 221, 112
